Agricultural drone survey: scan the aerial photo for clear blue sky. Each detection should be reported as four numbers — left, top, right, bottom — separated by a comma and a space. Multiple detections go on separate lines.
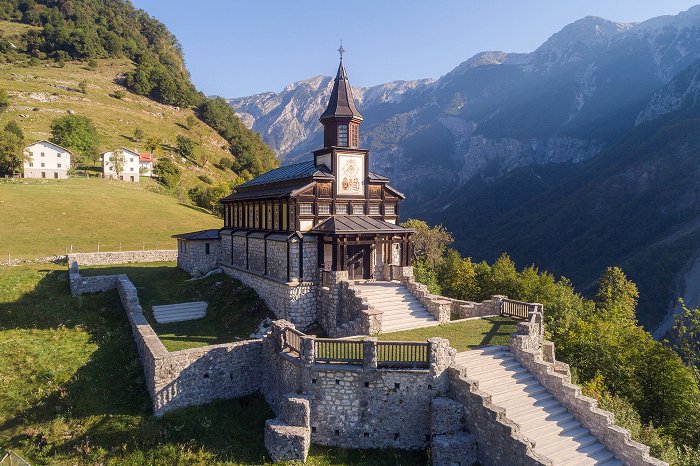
131, 1, 700, 98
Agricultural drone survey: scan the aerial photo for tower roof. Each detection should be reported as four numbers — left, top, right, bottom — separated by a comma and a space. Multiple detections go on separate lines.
320, 60, 363, 122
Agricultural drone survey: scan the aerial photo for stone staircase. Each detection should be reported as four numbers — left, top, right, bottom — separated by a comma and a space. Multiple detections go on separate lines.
152, 301, 208, 323
353, 282, 439, 332
454, 346, 622, 465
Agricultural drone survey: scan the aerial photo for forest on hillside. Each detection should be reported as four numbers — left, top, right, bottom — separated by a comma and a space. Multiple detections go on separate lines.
404, 219, 700, 465
0, 0, 278, 213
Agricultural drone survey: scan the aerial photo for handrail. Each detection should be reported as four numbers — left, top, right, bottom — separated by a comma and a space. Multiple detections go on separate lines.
500, 298, 533, 320
314, 339, 363, 364
283, 327, 304, 354
377, 341, 430, 368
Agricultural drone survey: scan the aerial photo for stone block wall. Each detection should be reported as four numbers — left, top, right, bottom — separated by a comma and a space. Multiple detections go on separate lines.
231, 234, 247, 268
218, 233, 232, 266
248, 236, 265, 274
316, 271, 381, 337
177, 239, 221, 277
447, 367, 546, 466
68, 261, 119, 296
70, 261, 262, 416
261, 322, 454, 451
266, 239, 288, 281
221, 264, 317, 329
67, 250, 177, 266
301, 236, 318, 282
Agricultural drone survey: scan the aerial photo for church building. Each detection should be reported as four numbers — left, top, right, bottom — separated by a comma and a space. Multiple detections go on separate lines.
176, 55, 414, 331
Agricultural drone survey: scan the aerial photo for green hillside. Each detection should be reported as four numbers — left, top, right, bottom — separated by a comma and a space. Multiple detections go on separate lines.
0, 178, 220, 259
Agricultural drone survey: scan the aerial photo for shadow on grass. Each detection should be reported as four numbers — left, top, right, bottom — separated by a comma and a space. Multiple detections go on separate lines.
476, 316, 519, 348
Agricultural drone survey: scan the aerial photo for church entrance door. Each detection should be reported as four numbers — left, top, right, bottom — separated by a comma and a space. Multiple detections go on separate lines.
347, 245, 370, 280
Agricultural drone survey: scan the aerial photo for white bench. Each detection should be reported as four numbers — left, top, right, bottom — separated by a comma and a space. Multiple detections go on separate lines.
152, 301, 208, 323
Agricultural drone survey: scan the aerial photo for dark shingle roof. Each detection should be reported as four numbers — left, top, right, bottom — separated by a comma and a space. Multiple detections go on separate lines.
237, 160, 332, 189
311, 215, 412, 235
320, 61, 363, 122
221, 181, 313, 201
172, 229, 220, 240
368, 171, 389, 181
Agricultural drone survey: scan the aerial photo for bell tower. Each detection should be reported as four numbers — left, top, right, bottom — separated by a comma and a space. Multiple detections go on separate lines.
319, 45, 363, 149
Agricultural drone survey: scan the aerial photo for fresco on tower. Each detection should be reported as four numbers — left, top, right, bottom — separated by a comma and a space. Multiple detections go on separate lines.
337, 153, 364, 195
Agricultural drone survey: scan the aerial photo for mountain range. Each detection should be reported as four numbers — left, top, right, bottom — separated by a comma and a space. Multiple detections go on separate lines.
229, 6, 700, 332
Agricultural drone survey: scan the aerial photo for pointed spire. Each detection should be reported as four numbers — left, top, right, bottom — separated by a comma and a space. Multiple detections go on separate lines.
320, 57, 363, 122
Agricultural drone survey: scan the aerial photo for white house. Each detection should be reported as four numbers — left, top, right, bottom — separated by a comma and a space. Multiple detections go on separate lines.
23, 140, 72, 179
102, 148, 141, 182
139, 152, 155, 177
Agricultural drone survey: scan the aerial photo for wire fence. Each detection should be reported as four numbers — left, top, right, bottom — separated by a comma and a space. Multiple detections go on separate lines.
1, 241, 178, 264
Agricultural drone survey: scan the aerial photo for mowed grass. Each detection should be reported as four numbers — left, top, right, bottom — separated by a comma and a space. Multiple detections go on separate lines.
81, 262, 273, 351
0, 264, 427, 465
0, 178, 221, 259
378, 317, 519, 352
0, 36, 236, 190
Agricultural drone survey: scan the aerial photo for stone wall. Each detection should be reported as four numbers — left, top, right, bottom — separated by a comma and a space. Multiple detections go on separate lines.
68, 261, 119, 296
261, 321, 454, 451
247, 234, 266, 274
509, 312, 667, 466
447, 367, 546, 466
220, 264, 317, 329
231, 232, 247, 268
70, 261, 262, 416
67, 250, 177, 266
316, 271, 382, 337
177, 239, 221, 277
266, 238, 288, 281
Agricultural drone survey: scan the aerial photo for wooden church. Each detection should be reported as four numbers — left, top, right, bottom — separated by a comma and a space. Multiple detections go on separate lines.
218, 55, 413, 282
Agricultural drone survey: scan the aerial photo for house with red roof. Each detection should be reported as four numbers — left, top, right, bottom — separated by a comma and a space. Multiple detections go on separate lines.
139, 153, 155, 177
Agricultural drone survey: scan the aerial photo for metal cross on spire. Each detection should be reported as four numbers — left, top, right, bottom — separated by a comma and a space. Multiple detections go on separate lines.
338, 41, 345, 61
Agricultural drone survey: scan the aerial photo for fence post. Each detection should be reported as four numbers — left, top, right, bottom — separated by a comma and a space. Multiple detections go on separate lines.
363, 338, 378, 370
97, 242, 100, 252
142, 241, 145, 251
301, 335, 315, 366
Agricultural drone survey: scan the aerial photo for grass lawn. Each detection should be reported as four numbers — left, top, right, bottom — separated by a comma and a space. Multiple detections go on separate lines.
378, 317, 519, 352
80, 261, 272, 352
0, 178, 221, 259
0, 264, 427, 465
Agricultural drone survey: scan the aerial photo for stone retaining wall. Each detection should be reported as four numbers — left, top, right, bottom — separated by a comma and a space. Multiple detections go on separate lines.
220, 264, 316, 329
67, 250, 177, 266
261, 321, 455, 451
70, 261, 262, 416
509, 312, 668, 466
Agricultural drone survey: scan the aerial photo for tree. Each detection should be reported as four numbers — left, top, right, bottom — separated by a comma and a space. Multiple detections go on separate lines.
0, 121, 26, 175
401, 219, 453, 271
154, 158, 181, 188
186, 115, 197, 129
110, 148, 125, 176
673, 300, 700, 385
50, 115, 99, 158
79, 80, 88, 94
87, 58, 97, 70
176, 134, 195, 160
133, 127, 144, 142
439, 249, 479, 300
595, 267, 639, 323
0, 88, 8, 113
145, 136, 163, 155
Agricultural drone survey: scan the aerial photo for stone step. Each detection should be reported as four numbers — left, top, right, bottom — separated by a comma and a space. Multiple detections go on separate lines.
476, 365, 530, 383
512, 404, 570, 426
490, 382, 548, 405
382, 315, 439, 327
507, 398, 564, 419
382, 308, 433, 317
479, 373, 535, 391
381, 320, 441, 333
461, 359, 521, 377
536, 433, 600, 457
379, 305, 429, 314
